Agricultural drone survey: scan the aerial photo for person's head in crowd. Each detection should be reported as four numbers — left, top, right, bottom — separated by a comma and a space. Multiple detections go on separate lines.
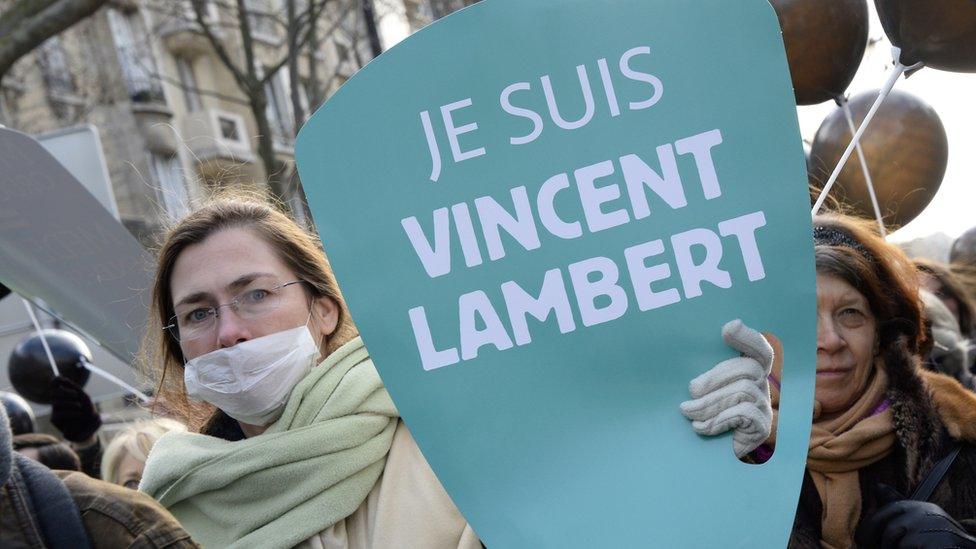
146, 193, 357, 433
2, 380, 201, 547
101, 418, 186, 489
767, 214, 976, 548
12, 433, 81, 471
951, 226, 976, 269
919, 289, 976, 390
916, 258, 976, 338
811, 215, 925, 414
1, 391, 35, 435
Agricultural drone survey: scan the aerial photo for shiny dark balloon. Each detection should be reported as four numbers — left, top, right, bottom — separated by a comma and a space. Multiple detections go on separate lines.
809, 89, 948, 229
770, 0, 869, 105
1, 391, 35, 434
951, 227, 976, 268
875, 0, 976, 72
8, 330, 92, 404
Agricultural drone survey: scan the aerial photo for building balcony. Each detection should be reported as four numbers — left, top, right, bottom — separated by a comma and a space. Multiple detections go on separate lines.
180, 107, 256, 173
132, 102, 177, 153
158, 17, 220, 58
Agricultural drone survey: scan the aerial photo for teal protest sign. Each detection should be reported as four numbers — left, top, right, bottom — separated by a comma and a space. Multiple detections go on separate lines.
296, 0, 815, 546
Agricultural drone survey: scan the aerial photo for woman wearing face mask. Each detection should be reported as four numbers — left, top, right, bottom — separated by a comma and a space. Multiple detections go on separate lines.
138, 195, 774, 548
137, 196, 482, 548
756, 215, 976, 549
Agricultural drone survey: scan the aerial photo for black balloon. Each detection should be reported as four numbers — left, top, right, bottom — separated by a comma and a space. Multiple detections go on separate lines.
809, 89, 948, 229
770, 0, 869, 105
8, 330, 92, 404
1, 391, 35, 434
875, 0, 976, 72
951, 227, 976, 268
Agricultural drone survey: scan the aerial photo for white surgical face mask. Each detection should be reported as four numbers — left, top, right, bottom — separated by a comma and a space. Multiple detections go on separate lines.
184, 324, 320, 426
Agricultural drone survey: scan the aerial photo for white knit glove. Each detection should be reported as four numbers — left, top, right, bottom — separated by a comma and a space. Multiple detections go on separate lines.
679, 319, 774, 458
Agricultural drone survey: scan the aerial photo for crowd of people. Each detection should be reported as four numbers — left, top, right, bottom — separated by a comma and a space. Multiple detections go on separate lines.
2, 194, 976, 548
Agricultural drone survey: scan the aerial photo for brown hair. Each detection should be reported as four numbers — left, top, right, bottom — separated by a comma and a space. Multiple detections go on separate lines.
813, 214, 925, 354
12, 433, 82, 471
143, 193, 358, 430
914, 258, 976, 337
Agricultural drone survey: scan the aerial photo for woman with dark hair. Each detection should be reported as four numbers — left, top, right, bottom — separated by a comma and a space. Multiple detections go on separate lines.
12, 433, 81, 471
762, 215, 976, 548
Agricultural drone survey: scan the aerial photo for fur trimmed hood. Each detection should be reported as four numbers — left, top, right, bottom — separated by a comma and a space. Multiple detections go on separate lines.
919, 369, 976, 442
880, 336, 976, 484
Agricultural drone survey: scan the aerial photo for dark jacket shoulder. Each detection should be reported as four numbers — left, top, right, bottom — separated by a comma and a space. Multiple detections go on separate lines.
55, 471, 199, 549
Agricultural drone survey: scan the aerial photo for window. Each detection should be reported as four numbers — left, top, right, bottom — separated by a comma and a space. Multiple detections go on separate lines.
335, 42, 349, 63
147, 153, 189, 219
37, 37, 76, 96
218, 115, 241, 141
0, 73, 24, 125
180, 0, 219, 22
175, 56, 202, 112
297, 78, 312, 115
108, 8, 164, 103
245, 0, 279, 42
263, 69, 295, 147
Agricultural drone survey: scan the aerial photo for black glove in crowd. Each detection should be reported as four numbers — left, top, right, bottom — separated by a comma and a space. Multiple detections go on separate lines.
856, 484, 976, 548
49, 376, 102, 443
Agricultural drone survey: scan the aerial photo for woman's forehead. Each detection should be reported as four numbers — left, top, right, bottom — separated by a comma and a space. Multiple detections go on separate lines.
817, 274, 868, 302
170, 228, 294, 299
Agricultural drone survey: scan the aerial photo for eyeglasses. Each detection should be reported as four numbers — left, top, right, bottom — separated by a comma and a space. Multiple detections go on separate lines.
164, 280, 306, 342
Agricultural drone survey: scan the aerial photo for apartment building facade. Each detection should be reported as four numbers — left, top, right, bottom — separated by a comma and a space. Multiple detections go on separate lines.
0, 0, 436, 243
0, 0, 437, 411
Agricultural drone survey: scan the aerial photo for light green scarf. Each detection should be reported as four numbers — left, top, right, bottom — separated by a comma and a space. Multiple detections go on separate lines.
140, 337, 399, 549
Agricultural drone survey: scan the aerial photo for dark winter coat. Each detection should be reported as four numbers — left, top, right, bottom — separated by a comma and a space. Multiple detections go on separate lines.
0, 405, 197, 549
788, 340, 976, 548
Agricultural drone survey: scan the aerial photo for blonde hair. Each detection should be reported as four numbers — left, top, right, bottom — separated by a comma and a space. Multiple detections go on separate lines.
142, 193, 358, 430
100, 418, 186, 485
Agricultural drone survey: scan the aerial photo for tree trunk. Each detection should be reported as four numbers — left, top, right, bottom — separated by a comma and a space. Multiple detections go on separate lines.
249, 83, 287, 200
360, 0, 382, 57
287, 0, 306, 132
306, 21, 323, 110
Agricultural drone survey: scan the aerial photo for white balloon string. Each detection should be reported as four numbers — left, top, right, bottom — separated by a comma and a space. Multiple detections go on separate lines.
812, 51, 911, 216
840, 97, 887, 237
21, 298, 60, 377
79, 357, 151, 403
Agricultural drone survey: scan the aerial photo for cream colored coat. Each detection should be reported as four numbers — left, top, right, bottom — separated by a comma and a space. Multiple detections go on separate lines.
298, 420, 482, 549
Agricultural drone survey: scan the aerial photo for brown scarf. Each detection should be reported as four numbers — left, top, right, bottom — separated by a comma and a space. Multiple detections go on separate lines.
806, 365, 895, 549
764, 336, 896, 549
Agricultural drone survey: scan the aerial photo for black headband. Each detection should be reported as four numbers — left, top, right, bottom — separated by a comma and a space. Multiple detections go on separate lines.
813, 225, 876, 265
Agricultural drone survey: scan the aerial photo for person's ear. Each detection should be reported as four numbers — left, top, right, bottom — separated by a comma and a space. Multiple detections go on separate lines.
311, 296, 339, 339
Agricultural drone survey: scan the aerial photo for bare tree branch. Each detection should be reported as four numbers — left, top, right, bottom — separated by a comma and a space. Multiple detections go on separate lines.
190, 0, 249, 90
0, 0, 108, 81
152, 71, 251, 106
234, 0, 259, 83
0, 0, 59, 37
259, 0, 348, 86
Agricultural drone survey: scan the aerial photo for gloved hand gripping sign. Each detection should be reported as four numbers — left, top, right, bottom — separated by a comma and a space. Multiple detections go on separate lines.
296, 0, 817, 546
